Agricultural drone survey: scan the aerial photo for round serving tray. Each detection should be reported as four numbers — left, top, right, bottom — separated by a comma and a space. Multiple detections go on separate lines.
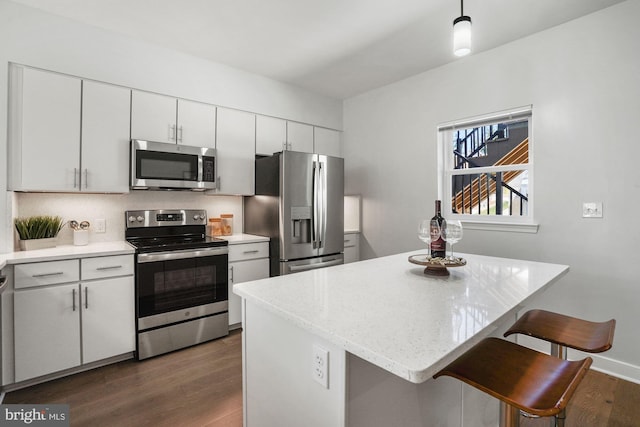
408, 254, 466, 276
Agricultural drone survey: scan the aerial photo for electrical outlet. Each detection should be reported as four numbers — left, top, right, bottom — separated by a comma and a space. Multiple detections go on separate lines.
95, 219, 106, 233
312, 344, 329, 388
582, 202, 603, 218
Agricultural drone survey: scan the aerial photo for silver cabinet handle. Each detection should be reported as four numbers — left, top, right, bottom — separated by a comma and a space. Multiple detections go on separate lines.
178, 126, 183, 142
169, 124, 177, 141
85, 286, 88, 309
72, 288, 77, 312
230, 265, 234, 284
84, 168, 88, 189
242, 250, 259, 254
96, 265, 123, 271
73, 167, 78, 188
32, 272, 64, 278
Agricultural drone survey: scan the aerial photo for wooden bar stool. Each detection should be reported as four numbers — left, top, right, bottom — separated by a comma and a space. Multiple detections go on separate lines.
503, 309, 615, 426
433, 337, 592, 427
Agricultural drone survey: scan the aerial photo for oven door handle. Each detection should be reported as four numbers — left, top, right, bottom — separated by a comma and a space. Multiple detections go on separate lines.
137, 247, 229, 263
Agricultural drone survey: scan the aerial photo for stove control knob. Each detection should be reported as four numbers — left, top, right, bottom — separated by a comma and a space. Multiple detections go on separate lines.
128, 216, 136, 223
136, 216, 144, 222
194, 214, 203, 221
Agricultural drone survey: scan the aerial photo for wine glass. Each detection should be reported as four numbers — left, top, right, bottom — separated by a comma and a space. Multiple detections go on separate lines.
441, 220, 463, 260
418, 220, 432, 258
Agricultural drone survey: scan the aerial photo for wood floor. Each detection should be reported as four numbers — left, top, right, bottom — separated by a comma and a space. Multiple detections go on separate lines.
4, 329, 639, 427
4, 330, 243, 427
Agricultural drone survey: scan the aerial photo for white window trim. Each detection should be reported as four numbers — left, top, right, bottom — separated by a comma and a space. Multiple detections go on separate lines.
437, 105, 539, 233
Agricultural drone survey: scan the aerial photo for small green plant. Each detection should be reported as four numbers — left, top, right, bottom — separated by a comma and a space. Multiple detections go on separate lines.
14, 216, 64, 240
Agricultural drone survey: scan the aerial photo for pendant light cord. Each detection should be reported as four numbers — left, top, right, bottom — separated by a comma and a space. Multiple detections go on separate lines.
460, 0, 464, 16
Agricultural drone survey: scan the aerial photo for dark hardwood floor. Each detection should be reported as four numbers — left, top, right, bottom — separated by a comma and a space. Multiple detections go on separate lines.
4, 329, 639, 426
4, 330, 243, 427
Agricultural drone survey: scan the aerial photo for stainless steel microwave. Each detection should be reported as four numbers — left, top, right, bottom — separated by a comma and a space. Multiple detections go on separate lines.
131, 140, 216, 191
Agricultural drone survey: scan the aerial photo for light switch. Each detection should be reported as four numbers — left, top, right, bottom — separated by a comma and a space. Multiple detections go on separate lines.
582, 202, 603, 218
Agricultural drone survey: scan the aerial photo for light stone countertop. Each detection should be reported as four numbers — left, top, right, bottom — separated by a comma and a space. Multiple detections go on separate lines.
0, 241, 135, 270
234, 250, 569, 384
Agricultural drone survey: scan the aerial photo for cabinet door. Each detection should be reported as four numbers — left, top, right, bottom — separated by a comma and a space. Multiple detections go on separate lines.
229, 258, 270, 326
176, 99, 216, 148
215, 108, 256, 195
81, 81, 131, 192
286, 121, 314, 153
82, 277, 135, 364
343, 233, 360, 264
14, 284, 81, 382
256, 115, 286, 155
11, 67, 81, 191
314, 127, 342, 158
131, 90, 177, 143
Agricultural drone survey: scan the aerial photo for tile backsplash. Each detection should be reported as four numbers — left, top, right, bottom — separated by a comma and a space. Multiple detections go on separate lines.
14, 192, 243, 249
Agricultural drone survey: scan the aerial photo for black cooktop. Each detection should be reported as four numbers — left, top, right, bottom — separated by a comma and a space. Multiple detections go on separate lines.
127, 235, 227, 253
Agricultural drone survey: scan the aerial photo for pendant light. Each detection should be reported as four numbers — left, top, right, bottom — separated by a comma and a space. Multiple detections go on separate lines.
453, 0, 472, 57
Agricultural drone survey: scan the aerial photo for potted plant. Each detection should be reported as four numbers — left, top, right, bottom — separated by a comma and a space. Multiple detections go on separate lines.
14, 215, 64, 251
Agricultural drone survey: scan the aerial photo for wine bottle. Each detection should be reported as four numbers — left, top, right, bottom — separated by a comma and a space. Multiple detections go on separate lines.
430, 200, 446, 258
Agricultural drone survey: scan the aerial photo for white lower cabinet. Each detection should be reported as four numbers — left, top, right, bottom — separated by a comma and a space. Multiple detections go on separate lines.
81, 277, 135, 364
228, 241, 269, 328
344, 232, 360, 264
13, 255, 135, 383
14, 283, 81, 382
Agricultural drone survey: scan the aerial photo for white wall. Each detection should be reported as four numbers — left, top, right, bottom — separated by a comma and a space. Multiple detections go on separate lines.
0, 0, 342, 253
343, 0, 640, 381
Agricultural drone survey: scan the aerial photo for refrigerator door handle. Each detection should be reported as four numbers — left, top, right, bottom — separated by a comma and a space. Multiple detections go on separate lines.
319, 160, 326, 249
312, 160, 319, 249
288, 258, 343, 273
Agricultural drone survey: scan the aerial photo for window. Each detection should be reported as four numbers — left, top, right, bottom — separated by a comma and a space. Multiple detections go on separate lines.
437, 106, 537, 233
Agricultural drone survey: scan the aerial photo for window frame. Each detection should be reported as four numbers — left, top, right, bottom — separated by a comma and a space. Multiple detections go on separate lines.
437, 105, 538, 233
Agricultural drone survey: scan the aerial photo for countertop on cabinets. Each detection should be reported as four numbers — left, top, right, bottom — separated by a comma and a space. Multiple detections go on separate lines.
219, 234, 270, 245
234, 250, 569, 384
0, 241, 135, 269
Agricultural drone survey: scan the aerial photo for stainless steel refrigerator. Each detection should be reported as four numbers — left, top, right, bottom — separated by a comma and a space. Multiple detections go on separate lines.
244, 151, 344, 276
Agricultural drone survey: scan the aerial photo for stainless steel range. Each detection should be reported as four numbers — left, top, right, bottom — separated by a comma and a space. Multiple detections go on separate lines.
125, 209, 229, 360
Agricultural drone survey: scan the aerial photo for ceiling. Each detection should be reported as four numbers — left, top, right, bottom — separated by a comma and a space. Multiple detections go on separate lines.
10, 0, 624, 99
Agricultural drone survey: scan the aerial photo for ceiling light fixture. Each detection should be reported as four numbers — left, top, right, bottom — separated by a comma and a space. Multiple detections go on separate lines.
453, 0, 472, 57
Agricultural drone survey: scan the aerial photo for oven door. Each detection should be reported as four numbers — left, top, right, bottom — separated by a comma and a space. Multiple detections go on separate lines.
136, 247, 228, 325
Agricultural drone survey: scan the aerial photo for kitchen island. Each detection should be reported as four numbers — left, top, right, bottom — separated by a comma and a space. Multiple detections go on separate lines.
234, 250, 569, 427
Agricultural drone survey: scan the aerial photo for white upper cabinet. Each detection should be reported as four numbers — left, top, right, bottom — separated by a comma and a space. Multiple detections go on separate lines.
214, 107, 256, 195
131, 91, 177, 143
81, 81, 131, 193
9, 66, 82, 192
177, 99, 216, 148
131, 90, 216, 148
286, 121, 314, 153
314, 127, 342, 158
9, 66, 131, 193
256, 115, 286, 155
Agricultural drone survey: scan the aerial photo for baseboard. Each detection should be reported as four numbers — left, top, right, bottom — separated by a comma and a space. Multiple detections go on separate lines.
583, 351, 640, 385
516, 335, 640, 385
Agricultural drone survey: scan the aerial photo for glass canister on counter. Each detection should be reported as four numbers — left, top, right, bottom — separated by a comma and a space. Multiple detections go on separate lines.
220, 214, 233, 236
208, 218, 223, 236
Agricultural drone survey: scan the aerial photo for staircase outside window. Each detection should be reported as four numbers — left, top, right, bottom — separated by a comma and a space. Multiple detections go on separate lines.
438, 106, 537, 232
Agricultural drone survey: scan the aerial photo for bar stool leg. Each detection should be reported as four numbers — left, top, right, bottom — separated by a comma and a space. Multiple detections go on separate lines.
499, 401, 520, 427
550, 344, 568, 427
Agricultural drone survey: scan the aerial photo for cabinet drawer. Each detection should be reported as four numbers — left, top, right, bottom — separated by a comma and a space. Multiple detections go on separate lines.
14, 259, 80, 289
228, 242, 269, 262
81, 255, 134, 280
344, 233, 359, 248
